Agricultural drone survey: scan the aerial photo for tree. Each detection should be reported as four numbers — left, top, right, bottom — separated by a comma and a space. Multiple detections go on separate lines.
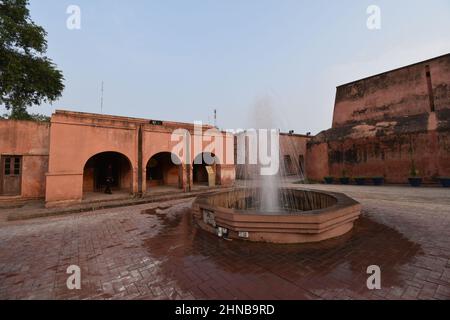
0, 0, 64, 120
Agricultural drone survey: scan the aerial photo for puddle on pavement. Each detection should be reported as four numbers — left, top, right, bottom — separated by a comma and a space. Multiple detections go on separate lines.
141, 204, 174, 217
140, 203, 423, 296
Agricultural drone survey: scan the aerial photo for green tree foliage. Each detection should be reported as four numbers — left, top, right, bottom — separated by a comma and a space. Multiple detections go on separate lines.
0, 0, 64, 120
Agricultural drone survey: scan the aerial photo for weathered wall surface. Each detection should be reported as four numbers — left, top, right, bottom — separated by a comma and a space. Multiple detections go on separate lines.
308, 54, 450, 184
333, 54, 450, 128
306, 142, 329, 181
0, 120, 50, 199
308, 111, 450, 183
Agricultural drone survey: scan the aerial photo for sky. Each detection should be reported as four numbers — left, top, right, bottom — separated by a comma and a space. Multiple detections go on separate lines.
5, 0, 450, 134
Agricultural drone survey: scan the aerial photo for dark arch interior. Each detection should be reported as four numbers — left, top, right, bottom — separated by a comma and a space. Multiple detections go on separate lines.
193, 152, 220, 185
146, 152, 181, 189
83, 152, 132, 194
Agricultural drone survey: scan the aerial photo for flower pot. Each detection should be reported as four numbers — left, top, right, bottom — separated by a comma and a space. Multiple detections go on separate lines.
354, 178, 366, 186
439, 178, 450, 188
324, 177, 334, 184
372, 177, 384, 186
339, 177, 350, 185
408, 177, 422, 187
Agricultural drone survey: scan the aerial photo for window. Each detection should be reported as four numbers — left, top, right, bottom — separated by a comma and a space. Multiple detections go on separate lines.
14, 158, 21, 175
3, 156, 21, 176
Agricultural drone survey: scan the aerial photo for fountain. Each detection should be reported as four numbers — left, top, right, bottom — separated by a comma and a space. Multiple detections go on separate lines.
192, 96, 361, 244
192, 188, 361, 244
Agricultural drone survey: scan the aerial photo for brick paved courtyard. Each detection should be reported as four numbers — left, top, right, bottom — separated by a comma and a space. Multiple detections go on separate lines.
0, 185, 449, 300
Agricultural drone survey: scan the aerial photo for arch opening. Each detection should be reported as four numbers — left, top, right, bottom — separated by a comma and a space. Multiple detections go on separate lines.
83, 152, 132, 198
193, 152, 220, 186
146, 152, 182, 191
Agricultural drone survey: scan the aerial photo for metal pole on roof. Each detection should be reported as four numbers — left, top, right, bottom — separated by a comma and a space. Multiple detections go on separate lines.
100, 81, 104, 113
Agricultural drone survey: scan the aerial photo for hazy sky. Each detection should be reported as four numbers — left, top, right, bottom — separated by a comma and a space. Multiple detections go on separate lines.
6, 0, 450, 134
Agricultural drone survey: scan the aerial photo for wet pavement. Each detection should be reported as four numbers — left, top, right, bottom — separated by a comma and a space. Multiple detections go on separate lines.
0, 185, 449, 300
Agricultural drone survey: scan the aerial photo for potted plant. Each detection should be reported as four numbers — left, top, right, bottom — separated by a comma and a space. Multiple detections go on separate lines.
324, 176, 334, 184
339, 169, 350, 185
408, 162, 422, 187
354, 177, 367, 186
438, 177, 450, 188
372, 176, 385, 186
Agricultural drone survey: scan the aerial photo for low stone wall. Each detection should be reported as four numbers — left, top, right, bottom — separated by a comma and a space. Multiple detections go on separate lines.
192, 188, 361, 244
197, 188, 337, 212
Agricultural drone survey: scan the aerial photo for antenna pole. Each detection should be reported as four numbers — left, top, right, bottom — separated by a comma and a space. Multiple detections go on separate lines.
100, 81, 104, 113
214, 109, 217, 128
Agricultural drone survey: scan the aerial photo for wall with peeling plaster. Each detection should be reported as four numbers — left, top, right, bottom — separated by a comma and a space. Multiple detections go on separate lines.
307, 54, 450, 184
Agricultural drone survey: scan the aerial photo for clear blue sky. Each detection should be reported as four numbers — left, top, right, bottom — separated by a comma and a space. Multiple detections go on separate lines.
8, 0, 450, 134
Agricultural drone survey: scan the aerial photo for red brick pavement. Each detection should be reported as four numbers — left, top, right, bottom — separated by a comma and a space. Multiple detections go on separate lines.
0, 186, 449, 300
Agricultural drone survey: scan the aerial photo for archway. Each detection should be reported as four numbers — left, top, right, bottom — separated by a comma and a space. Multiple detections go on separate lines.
146, 152, 182, 191
193, 152, 220, 186
83, 152, 132, 197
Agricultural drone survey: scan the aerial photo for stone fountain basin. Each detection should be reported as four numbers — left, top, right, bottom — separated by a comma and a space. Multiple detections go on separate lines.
192, 188, 362, 244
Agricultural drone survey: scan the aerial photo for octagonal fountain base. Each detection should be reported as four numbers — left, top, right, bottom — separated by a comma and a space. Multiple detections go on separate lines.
192, 188, 362, 244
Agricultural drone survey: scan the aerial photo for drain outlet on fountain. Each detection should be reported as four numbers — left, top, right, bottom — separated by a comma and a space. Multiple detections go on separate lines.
217, 227, 228, 238
238, 232, 250, 239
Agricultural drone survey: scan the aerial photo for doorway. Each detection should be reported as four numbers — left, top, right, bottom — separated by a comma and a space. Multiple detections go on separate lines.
0, 155, 22, 196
